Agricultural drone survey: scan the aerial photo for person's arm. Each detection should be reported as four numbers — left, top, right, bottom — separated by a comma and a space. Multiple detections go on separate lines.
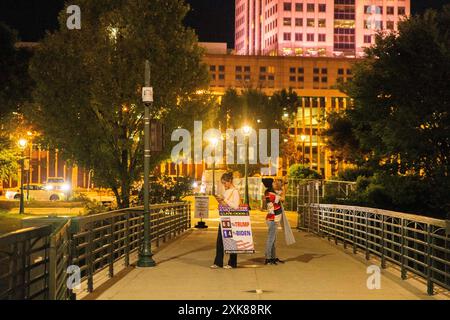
225, 189, 240, 209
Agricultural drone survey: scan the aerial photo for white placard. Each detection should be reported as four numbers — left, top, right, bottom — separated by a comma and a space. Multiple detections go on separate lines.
194, 196, 209, 219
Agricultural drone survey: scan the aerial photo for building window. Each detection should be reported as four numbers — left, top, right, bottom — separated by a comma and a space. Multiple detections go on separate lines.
244, 75, 251, 81
338, 68, 344, 75
364, 35, 372, 44
318, 4, 326, 12
386, 21, 394, 30
321, 68, 327, 74
295, 18, 303, 27
307, 33, 314, 41
298, 76, 304, 82
244, 66, 251, 72
295, 33, 303, 41
290, 76, 296, 82
318, 34, 326, 42
307, 3, 314, 12
218, 74, 225, 80
236, 75, 242, 80
346, 69, 352, 75
283, 2, 292, 11
218, 65, 225, 72
268, 75, 275, 81
236, 66, 242, 72
211, 74, 216, 80
387, 6, 394, 15
260, 66, 267, 73
313, 76, 320, 82
210, 65, 216, 72
284, 33, 291, 41
290, 67, 296, 73
321, 76, 328, 83
284, 18, 292, 26
298, 67, 304, 73
295, 3, 303, 12
313, 68, 320, 74
398, 7, 406, 15
318, 19, 326, 28
260, 75, 266, 80
307, 19, 315, 27
365, 5, 382, 14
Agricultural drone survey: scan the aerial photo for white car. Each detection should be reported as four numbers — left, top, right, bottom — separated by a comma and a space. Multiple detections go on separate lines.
43, 177, 71, 192
5, 184, 66, 201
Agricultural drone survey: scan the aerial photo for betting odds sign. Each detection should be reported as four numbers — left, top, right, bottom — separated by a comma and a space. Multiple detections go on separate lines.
219, 205, 255, 254
194, 196, 209, 219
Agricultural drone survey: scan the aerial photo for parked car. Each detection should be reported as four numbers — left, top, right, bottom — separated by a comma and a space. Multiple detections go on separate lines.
5, 184, 66, 201
43, 177, 71, 192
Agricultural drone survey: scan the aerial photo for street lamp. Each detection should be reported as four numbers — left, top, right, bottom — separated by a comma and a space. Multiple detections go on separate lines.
18, 138, 27, 214
300, 134, 307, 165
242, 125, 252, 207
137, 60, 156, 268
209, 137, 219, 196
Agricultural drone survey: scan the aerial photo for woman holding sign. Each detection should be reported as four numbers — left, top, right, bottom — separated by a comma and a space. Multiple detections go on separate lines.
210, 172, 241, 269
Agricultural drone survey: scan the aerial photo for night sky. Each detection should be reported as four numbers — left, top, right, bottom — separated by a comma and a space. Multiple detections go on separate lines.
0, 0, 448, 48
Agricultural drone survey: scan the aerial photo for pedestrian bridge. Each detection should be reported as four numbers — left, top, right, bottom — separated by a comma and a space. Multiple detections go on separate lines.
0, 202, 449, 300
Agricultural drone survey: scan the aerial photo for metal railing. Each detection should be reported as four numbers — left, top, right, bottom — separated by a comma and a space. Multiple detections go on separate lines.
70, 202, 191, 293
301, 204, 450, 295
0, 226, 52, 300
0, 202, 191, 300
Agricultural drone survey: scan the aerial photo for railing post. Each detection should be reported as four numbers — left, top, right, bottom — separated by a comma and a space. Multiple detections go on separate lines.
87, 222, 94, 293
426, 224, 434, 295
125, 212, 130, 267
352, 210, 357, 254
365, 213, 370, 260
381, 215, 386, 269
343, 210, 347, 250
48, 235, 57, 300
400, 218, 407, 280
108, 217, 114, 278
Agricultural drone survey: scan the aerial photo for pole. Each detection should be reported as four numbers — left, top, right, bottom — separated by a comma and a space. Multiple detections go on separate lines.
19, 152, 25, 214
212, 152, 216, 196
27, 143, 31, 201
302, 141, 305, 165
244, 135, 249, 206
137, 60, 156, 267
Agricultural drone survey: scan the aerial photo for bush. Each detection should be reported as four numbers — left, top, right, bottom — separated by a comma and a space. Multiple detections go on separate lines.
136, 175, 194, 205
288, 164, 322, 180
338, 167, 373, 182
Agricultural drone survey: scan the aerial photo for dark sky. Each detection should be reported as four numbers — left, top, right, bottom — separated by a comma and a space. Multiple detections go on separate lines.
0, 0, 448, 48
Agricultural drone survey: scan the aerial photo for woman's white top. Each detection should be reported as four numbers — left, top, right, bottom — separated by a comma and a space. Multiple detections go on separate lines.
223, 187, 240, 209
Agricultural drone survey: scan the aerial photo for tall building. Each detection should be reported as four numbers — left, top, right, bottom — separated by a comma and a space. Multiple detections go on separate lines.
235, 0, 410, 57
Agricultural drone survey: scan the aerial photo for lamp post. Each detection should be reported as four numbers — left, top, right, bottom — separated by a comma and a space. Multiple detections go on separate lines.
209, 137, 219, 196
138, 60, 156, 268
18, 138, 27, 214
242, 125, 252, 206
300, 134, 307, 165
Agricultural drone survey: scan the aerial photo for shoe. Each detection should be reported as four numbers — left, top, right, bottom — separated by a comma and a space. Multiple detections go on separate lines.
274, 258, 285, 264
210, 264, 220, 269
223, 265, 233, 269
265, 259, 277, 265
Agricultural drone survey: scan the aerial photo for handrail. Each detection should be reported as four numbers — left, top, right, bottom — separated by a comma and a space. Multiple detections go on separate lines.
302, 203, 449, 295
0, 202, 191, 300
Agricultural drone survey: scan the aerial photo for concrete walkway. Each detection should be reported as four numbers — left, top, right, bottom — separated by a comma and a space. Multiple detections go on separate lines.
93, 209, 448, 300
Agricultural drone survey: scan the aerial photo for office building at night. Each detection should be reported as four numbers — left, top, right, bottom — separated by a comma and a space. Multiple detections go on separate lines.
235, 0, 410, 57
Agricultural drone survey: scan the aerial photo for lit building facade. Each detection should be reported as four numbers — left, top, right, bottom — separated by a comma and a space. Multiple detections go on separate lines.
160, 49, 357, 179
235, 0, 410, 57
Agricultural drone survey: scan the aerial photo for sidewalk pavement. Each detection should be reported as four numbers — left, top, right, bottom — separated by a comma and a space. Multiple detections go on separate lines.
92, 208, 448, 300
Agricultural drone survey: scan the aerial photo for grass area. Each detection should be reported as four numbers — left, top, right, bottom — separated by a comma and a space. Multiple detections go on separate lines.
0, 211, 35, 235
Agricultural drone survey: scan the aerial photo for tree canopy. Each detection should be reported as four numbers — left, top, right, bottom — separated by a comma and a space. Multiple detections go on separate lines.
29, 0, 210, 207
324, 6, 450, 216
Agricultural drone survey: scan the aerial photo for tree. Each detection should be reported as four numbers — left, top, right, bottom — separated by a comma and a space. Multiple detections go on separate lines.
29, 0, 209, 207
0, 23, 33, 118
326, 6, 450, 216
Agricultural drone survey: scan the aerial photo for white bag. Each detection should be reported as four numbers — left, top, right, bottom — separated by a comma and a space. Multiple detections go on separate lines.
280, 205, 296, 246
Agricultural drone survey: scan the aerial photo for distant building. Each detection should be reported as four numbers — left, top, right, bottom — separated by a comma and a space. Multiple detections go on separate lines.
235, 0, 410, 57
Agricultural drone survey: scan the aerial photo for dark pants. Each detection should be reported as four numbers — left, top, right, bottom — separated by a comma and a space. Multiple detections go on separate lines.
214, 225, 237, 267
